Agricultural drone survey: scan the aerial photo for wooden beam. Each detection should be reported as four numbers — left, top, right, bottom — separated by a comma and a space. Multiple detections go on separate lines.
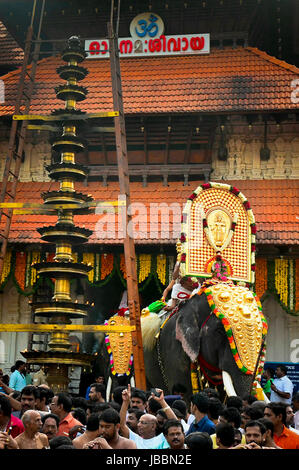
0, 324, 135, 333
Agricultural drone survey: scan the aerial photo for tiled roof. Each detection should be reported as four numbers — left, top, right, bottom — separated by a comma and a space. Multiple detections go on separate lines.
0, 21, 24, 66
0, 46, 299, 115
0, 179, 297, 246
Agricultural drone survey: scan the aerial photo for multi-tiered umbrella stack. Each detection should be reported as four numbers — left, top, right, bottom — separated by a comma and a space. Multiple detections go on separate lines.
22, 37, 95, 392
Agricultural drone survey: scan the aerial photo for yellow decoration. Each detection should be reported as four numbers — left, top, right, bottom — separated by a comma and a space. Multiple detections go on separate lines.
105, 315, 133, 375
209, 283, 264, 373
157, 254, 167, 285
275, 259, 288, 307
83, 253, 94, 282
30, 252, 40, 285
138, 254, 151, 283
0, 250, 11, 284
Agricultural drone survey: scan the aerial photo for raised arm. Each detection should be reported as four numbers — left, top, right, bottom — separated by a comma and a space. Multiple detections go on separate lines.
119, 385, 131, 439
151, 388, 177, 420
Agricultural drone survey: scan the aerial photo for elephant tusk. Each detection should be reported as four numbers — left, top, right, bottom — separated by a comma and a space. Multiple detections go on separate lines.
222, 371, 237, 397
130, 376, 135, 388
106, 376, 112, 402
255, 381, 270, 403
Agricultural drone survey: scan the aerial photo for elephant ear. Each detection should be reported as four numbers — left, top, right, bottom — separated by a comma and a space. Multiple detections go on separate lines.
176, 296, 203, 363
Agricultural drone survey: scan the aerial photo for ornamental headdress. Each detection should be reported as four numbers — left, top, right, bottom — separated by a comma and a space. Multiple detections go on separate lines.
179, 182, 256, 284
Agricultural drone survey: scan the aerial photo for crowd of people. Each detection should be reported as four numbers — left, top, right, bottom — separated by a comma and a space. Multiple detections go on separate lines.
0, 361, 299, 450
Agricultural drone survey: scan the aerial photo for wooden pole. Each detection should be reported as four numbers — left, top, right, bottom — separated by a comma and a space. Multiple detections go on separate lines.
108, 22, 146, 390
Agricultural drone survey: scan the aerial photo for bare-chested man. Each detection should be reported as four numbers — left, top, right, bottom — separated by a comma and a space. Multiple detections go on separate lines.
83, 408, 136, 450
15, 410, 48, 449
73, 413, 101, 449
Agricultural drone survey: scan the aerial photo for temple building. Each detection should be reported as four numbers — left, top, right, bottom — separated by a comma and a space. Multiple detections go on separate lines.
0, 0, 298, 391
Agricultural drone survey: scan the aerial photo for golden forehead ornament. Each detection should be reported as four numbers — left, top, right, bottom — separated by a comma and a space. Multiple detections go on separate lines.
106, 315, 133, 375
209, 283, 263, 372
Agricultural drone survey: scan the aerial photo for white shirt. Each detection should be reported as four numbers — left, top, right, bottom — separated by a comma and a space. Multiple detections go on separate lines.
129, 429, 169, 449
270, 375, 294, 404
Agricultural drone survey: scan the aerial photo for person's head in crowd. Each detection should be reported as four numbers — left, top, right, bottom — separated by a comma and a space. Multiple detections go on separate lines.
98, 408, 121, 443
202, 388, 220, 400
172, 383, 187, 398
137, 413, 158, 439
233, 428, 242, 447
257, 417, 276, 447
292, 392, 299, 412
185, 431, 213, 450
86, 402, 110, 420
88, 383, 106, 403
156, 409, 168, 434
107, 401, 121, 412
86, 412, 101, 433
20, 385, 38, 414
126, 408, 144, 433
49, 435, 73, 449
241, 404, 264, 429
190, 392, 209, 416
9, 391, 21, 401
244, 420, 266, 447
22, 409, 43, 435
226, 396, 243, 412
72, 407, 86, 425
275, 365, 288, 379
207, 397, 225, 424
147, 397, 162, 416
0, 395, 13, 428
163, 419, 185, 450
41, 413, 60, 440
72, 396, 88, 411
263, 368, 275, 381
263, 402, 287, 428
111, 386, 127, 406
172, 399, 187, 421
94, 374, 105, 385
172, 407, 185, 421
50, 392, 72, 420
55, 444, 75, 449
218, 407, 241, 429
130, 388, 147, 411
35, 386, 49, 411
286, 405, 295, 428
12, 360, 26, 374
242, 394, 257, 408
215, 422, 235, 449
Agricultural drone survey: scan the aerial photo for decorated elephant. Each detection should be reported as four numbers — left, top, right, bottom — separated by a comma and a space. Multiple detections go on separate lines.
141, 280, 269, 402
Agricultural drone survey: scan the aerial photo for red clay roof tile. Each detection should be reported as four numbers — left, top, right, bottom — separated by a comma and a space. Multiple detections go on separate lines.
0, 46, 298, 116
0, 179, 297, 246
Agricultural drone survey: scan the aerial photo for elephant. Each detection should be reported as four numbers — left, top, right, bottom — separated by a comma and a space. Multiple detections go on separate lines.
141, 282, 269, 403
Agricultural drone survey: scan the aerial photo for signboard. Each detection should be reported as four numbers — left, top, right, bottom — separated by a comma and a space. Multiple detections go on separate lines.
263, 362, 299, 394
85, 11, 210, 59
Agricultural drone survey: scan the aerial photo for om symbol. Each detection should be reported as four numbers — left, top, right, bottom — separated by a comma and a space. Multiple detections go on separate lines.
135, 14, 159, 38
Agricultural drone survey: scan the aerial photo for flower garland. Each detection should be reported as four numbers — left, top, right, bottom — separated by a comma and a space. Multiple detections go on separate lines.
83, 253, 94, 282
296, 259, 299, 312
138, 254, 151, 283
119, 253, 127, 280
14, 252, 26, 291
100, 253, 114, 280
275, 259, 288, 307
30, 252, 40, 286
0, 250, 12, 286
156, 254, 167, 285
255, 258, 267, 300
